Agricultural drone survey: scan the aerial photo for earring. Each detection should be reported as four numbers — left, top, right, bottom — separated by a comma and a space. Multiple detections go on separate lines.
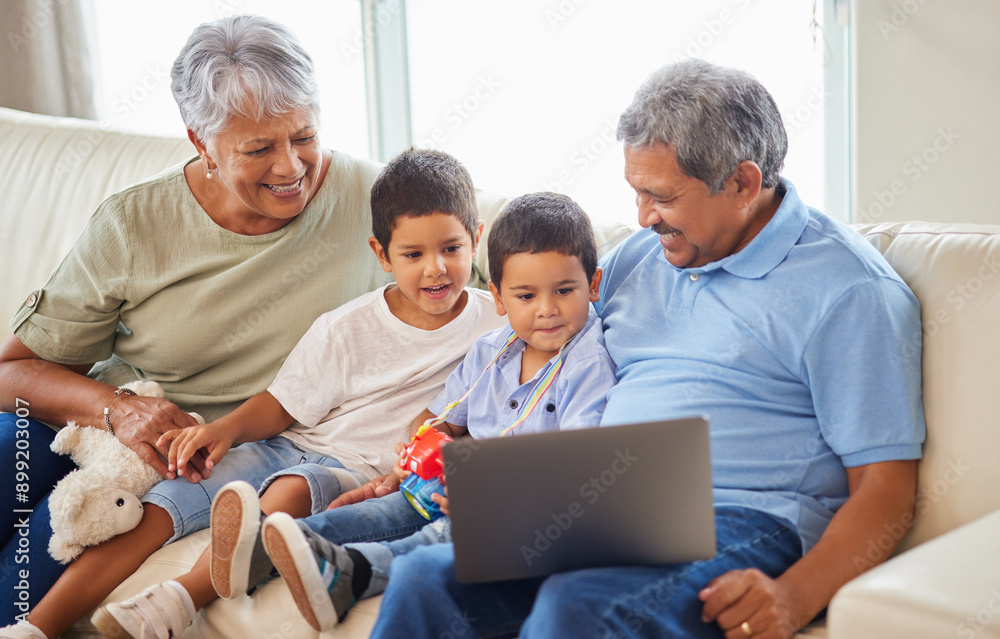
206, 170, 213, 180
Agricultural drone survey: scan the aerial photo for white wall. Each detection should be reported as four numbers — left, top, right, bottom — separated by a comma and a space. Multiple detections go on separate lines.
852, 0, 1000, 225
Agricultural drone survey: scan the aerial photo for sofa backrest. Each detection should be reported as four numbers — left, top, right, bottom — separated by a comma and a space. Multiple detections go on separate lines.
0, 107, 519, 342
0, 107, 193, 342
853, 222, 1000, 553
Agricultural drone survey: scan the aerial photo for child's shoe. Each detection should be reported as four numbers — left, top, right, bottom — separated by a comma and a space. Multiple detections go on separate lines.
209, 480, 272, 599
0, 621, 47, 638
261, 512, 357, 632
91, 580, 195, 639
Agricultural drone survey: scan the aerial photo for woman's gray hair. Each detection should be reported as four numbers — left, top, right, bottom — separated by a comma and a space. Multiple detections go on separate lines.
617, 59, 787, 193
171, 14, 319, 143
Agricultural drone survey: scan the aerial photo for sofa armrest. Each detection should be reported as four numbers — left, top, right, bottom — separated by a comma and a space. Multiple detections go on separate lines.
828, 508, 1000, 639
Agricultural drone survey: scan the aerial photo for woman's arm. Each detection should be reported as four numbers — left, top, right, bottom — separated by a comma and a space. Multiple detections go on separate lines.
0, 335, 199, 479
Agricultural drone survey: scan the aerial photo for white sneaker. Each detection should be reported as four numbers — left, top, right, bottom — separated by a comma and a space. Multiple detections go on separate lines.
209, 480, 269, 599
262, 512, 356, 632
0, 621, 47, 639
91, 581, 195, 639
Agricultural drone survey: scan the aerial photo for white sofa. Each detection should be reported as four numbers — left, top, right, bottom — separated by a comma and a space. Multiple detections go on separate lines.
2, 106, 999, 638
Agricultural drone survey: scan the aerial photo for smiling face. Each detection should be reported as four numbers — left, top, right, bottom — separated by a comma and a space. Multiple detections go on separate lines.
624, 143, 765, 269
193, 105, 324, 233
370, 212, 483, 330
489, 251, 602, 360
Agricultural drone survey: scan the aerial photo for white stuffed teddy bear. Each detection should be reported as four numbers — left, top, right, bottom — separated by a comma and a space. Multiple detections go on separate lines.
47, 380, 204, 563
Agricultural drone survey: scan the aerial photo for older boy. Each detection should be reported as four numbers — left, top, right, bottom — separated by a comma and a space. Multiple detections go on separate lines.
81, 149, 507, 639
254, 191, 618, 631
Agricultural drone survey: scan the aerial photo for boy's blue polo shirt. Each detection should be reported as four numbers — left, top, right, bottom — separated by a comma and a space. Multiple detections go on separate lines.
428, 309, 617, 439
594, 180, 926, 552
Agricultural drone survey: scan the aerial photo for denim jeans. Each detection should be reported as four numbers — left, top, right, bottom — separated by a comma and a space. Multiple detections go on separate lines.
0, 414, 77, 624
143, 435, 363, 543
298, 491, 435, 548
346, 516, 452, 598
371, 506, 802, 639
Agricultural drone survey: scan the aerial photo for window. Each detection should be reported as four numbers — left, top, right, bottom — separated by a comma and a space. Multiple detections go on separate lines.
406, 0, 830, 227
89, 1, 838, 226
89, 0, 369, 159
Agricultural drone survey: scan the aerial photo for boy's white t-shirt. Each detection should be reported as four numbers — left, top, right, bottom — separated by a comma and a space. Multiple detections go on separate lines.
268, 285, 505, 479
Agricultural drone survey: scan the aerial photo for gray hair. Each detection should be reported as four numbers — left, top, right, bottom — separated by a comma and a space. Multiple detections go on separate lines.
617, 59, 787, 193
170, 14, 319, 143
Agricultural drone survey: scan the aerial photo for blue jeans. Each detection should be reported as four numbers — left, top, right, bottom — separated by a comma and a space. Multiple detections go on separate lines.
346, 516, 452, 598
371, 507, 802, 639
143, 435, 364, 543
0, 414, 77, 624
298, 491, 435, 549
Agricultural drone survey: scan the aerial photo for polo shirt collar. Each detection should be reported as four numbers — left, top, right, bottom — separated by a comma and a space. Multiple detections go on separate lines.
662, 178, 809, 280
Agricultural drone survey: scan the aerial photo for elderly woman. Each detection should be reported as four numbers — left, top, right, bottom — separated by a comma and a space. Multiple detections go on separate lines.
0, 15, 388, 638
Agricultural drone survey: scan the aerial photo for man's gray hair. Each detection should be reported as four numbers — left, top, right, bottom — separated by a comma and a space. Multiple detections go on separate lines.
171, 14, 319, 143
617, 59, 787, 193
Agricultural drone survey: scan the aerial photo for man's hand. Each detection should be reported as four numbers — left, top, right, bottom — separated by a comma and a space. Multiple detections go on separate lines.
699, 569, 800, 639
109, 394, 209, 482
326, 473, 401, 510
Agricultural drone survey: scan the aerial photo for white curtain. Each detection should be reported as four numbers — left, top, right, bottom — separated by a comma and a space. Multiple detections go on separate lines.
0, 0, 96, 118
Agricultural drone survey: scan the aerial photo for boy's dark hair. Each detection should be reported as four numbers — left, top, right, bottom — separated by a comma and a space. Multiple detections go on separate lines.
370, 148, 478, 253
488, 192, 598, 287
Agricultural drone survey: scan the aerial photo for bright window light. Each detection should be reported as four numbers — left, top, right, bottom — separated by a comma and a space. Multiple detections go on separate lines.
407, 0, 827, 227
89, 0, 369, 159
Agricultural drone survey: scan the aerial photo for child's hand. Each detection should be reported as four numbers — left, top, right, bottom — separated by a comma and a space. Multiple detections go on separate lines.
391, 440, 413, 483
157, 423, 235, 480
430, 477, 449, 516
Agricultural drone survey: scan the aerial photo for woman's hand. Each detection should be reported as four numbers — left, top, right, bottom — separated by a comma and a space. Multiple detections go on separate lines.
157, 422, 237, 480
107, 393, 206, 481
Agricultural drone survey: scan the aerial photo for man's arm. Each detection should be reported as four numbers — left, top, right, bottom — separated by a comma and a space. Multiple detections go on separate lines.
699, 459, 917, 638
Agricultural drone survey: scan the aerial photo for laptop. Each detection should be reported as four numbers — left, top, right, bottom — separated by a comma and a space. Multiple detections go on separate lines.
441, 416, 716, 583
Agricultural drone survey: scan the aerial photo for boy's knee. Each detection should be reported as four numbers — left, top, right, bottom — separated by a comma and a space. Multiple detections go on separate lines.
261, 475, 312, 517
264, 474, 310, 494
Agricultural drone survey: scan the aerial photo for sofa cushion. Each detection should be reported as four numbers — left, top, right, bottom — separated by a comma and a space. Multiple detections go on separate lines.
852, 222, 1000, 552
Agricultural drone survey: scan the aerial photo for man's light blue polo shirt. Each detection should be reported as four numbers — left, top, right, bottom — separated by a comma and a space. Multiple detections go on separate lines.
594, 180, 926, 552
428, 309, 617, 439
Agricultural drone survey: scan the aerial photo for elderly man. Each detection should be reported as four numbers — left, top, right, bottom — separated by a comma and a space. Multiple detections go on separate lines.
370, 59, 926, 639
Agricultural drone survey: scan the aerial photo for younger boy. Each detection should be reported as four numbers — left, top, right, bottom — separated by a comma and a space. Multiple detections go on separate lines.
89, 149, 507, 639
229, 192, 618, 632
